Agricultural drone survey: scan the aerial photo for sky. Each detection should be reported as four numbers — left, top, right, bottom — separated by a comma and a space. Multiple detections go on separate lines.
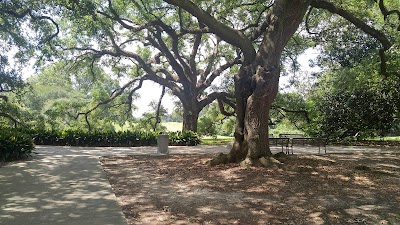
132, 80, 176, 117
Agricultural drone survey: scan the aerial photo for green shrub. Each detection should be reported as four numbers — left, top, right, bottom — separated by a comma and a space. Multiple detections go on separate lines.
168, 131, 201, 146
0, 129, 35, 161
28, 129, 200, 147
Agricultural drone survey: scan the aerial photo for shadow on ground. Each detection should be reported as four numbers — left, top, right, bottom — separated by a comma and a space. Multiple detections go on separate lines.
0, 155, 126, 225
101, 153, 400, 225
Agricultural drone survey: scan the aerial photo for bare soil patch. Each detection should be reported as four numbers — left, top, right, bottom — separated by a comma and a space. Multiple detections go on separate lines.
100, 153, 400, 225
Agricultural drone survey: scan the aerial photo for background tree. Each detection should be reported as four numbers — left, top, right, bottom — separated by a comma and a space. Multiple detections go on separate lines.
269, 92, 310, 135
23, 61, 136, 131
53, 0, 238, 132
0, 68, 25, 127
305, 59, 400, 139
136, 100, 168, 132
198, 101, 236, 137
1, 0, 238, 132
0, 0, 62, 128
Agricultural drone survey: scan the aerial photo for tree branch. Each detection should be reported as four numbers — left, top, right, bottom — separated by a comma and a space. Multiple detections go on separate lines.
240, 2, 274, 34
29, 12, 60, 46
197, 57, 241, 93
153, 85, 166, 131
147, 31, 190, 86
305, 6, 319, 35
0, 112, 19, 128
203, 38, 220, 77
311, 0, 394, 76
72, 77, 146, 126
189, 22, 204, 77
154, 21, 194, 82
376, 0, 400, 31
0, 95, 8, 102
217, 98, 235, 117
310, 0, 392, 50
198, 92, 234, 112
163, 0, 256, 63
126, 75, 148, 114
271, 105, 311, 123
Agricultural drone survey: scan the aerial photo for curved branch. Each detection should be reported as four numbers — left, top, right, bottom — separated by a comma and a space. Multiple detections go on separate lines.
29, 13, 60, 46
305, 6, 319, 35
0, 112, 19, 128
153, 85, 166, 131
98, 0, 156, 32
126, 75, 148, 114
73, 77, 146, 123
163, 0, 256, 62
197, 57, 241, 93
198, 92, 234, 112
1, 7, 59, 46
271, 105, 311, 123
311, 0, 394, 76
217, 98, 235, 117
310, 0, 392, 50
376, 0, 400, 31
240, 2, 274, 33
0, 95, 8, 102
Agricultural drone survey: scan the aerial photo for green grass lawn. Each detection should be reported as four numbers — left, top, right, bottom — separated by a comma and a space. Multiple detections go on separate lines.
114, 122, 182, 132
161, 122, 182, 132
201, 136, 234, 145
369, 136, 400, 141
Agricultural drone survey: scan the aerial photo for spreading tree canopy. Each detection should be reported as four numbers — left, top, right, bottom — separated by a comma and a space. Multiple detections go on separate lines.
164, 0, 399, 166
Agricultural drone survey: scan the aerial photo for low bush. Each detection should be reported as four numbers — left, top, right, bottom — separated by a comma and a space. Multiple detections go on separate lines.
0, 129, 35, 161
168, 131, 201, 146
28, 129, 200, 147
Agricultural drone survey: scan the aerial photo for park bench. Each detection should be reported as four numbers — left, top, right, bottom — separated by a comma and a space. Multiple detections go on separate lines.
291, 137, 328, 154
279, 134, 327, 154
269, 138, 290, 154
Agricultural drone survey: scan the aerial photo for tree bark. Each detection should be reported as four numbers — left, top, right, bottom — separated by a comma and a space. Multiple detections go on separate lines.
230, 0, 311, 165
164, 0, 311, 165
182, 107, 199, 132
181, 84, 200, 132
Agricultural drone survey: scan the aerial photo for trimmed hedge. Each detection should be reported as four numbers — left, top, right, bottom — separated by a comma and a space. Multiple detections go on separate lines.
29, 129, 200, 147
0, 129, 35, 161
169, 131, 201, 146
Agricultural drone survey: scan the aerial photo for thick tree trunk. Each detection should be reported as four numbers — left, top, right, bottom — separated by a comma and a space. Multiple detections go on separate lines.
229, 64, 279, 165
240, 65, 280, 166
228, 0, 311, 166
163, 0, 311, 166
182, 107, 199, 132
181, 88, 200, 132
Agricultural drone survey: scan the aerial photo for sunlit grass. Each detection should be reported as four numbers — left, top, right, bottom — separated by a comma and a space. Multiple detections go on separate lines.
114, 122, 182, 132
369, 136, 400, 141
201, 136, 234, 145
162, 122, 182, 132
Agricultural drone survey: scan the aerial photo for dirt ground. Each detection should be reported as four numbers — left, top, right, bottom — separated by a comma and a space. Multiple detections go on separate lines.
100, 153, 400, 225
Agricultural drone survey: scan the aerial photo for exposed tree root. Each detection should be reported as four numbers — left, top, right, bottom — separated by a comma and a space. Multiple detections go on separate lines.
208, 152, 286, 168
239, 156, 283, 168
207, 153, 231, 166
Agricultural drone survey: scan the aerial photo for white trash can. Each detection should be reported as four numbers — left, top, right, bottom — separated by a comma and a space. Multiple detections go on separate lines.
157, 132, 169, 154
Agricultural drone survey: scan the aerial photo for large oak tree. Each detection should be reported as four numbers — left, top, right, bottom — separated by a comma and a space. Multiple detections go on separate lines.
1, 0, 239, 132
164, 0, 399, 166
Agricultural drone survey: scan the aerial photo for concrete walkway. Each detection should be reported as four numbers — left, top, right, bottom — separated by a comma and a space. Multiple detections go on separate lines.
1, 144, 399, 225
